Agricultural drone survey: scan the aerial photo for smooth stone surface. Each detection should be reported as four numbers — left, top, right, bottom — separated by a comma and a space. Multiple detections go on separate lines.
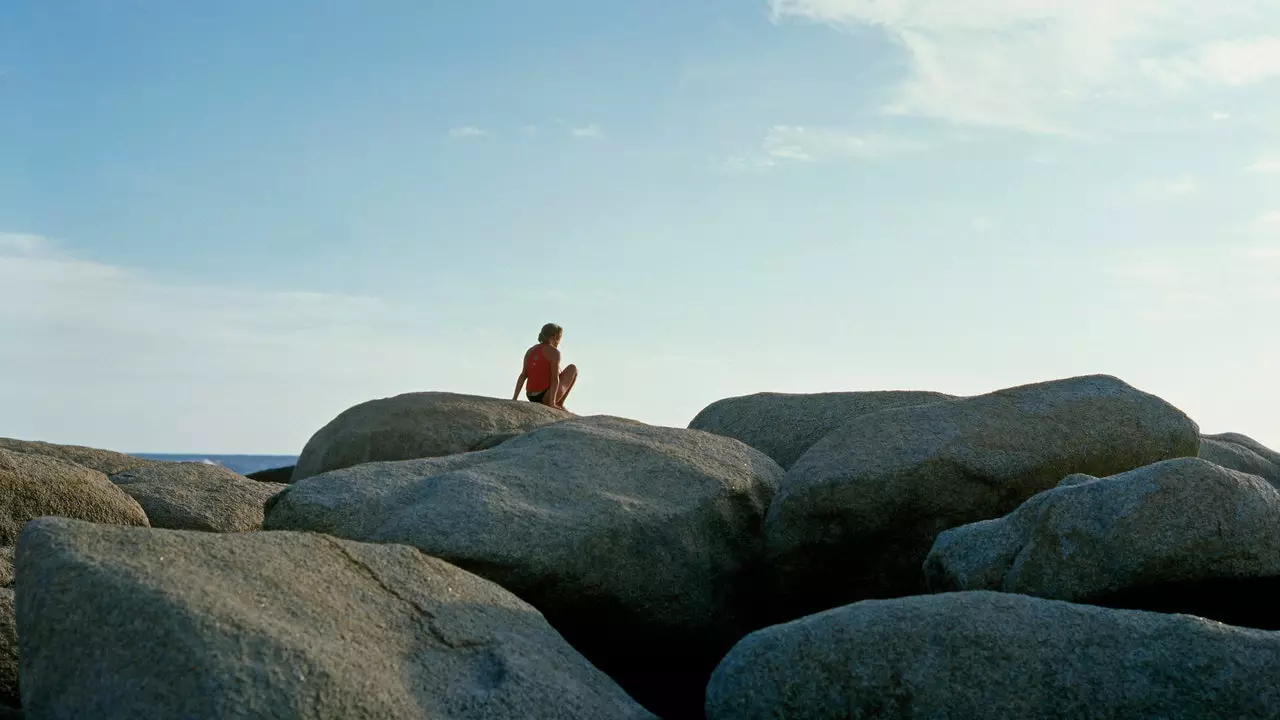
0, 438, 153, 476
110, 462, 287, 533
706, 591, 1280, 720
292, 392, 572, 481
1199, 432, 1280, 486
0, 449, 149, 545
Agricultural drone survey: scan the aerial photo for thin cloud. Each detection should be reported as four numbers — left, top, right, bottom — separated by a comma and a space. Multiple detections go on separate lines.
769, 1, 1280, 134
571, 124, 603, 139
1131, 174, 1200, 202
0, 234, 466, 453
730, 125, 928, 170
448, 126, 486, 138
1249, 157, 1280, 174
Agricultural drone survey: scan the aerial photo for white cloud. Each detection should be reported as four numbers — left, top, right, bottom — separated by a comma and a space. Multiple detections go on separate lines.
571, 124, 603, 138
448, 126, 486, 138
1249, 157, 1280, 174
729, 125, 928, 170
1131, 174, 1200, 201
1212, 111, 1233, 121
0, 235, 489, 454
768, 1, 1280, 133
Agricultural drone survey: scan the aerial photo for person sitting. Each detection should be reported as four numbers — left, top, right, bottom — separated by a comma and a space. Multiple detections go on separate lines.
513, 323, 577, 410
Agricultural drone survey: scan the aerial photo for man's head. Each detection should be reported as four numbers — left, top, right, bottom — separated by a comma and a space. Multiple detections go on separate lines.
538, 323, 563, 346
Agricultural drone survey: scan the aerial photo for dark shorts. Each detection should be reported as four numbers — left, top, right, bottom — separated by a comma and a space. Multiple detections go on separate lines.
527, 390, 548, 403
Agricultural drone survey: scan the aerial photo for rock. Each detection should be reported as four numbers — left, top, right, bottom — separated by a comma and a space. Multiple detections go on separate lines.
706, 591, 1280, 720
292, 392, 573, 482
1199, 432, 1280, 486
0, 589, 16, 712
0, 449, 149, 545
925, 458, 1280, 629
0, 437, 153, 476
110, 463, 288, 533
245, 465, 296, 484
266, 416, 783, 719
14, 517, 655, 720
765, 375, 1200, 618
688, 390, 955, 469
0, 548, 11, 588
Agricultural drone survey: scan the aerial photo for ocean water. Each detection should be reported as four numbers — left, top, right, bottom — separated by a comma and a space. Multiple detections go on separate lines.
133, 454, 297, 476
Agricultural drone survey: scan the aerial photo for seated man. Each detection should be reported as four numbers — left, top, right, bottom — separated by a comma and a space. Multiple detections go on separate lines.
513, 323, 577, 410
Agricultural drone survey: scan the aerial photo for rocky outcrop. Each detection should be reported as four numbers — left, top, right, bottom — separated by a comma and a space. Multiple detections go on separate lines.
0, 437, 154, 476
765, 375, 1200, 618
688, 390, 955, 469
266, 416, 783, 719
0, 449, 149, 545
110, 463, 288, 533
291, 392, 572, 481
925, 458, 1280, 629
1199, 432, 1280, 486
15, 517, 655, 720
705, 591, 1280, 720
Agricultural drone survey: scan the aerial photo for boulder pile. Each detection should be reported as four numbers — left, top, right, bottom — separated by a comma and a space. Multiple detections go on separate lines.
4, 378, 1280, 719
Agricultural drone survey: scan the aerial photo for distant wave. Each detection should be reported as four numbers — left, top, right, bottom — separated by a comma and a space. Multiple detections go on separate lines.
133, 453, 298, 476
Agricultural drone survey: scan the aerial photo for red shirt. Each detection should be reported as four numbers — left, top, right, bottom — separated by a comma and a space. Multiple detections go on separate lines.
524, 344, 551, 393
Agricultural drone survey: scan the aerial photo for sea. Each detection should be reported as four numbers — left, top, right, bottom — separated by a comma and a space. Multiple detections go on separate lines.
132, 454, 298, 476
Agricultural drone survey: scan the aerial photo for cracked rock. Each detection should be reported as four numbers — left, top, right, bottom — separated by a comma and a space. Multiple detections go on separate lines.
14, 517, 654, 720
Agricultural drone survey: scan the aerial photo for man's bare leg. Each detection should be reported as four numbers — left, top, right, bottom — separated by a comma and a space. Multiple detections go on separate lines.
556, 364, 578, 408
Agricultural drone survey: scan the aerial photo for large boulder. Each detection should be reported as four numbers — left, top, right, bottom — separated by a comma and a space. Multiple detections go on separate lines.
0, 437, 153, 476
266, 416, 783, 719
110, 463, 288, 533
925, 457, 1280, 629
1199, 432, 1280, 486
0, 548, 11, 588
688, 390, 955, 469
0, 449, 149, 545
292, 392, 573, 482
765, 375, 1200, 618
0, 589, 15, 713
706, 591, 1280, 719
15, 517, 655, 720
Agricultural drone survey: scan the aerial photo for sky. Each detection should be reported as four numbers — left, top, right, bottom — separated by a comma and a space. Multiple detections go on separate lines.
1, 0, 1278, 454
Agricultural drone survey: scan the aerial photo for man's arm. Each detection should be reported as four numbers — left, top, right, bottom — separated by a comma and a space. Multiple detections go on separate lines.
512, 369, 527, 401
545, 347, 561, 407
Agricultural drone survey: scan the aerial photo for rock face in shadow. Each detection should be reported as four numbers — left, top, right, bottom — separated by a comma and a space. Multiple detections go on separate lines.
764, 375, 1200, 620
110, 463, 288, 533
266, 416, 783, 719
1199, 432, 1280, 486
0, 590, 16, 713
245, 465, 296, 484
14, 517, 655, 720
0, 438, 154, 476
0, 449, 149, 545
705, 592, 1280, 720
291, 392, 573, 482
688, 390, 955, 469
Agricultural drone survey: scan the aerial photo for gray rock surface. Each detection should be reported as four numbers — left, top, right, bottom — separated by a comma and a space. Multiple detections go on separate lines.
927, 458, 1280, 601
0, 589, 16, 712
765, 374, 1200, 617
292, 392, 573, 481
1199, 432, 1280, 486
688, 390, 956, 469
15, 517, 655, 720
705, 591, 1280, 720
267, 415, 783, 719
0, 449, 149, 545
0, 437, 153, 476
0, 548, 11, 588
110, 462, 287, 533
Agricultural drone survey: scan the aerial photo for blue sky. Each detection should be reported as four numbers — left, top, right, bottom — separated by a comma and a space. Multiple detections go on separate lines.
2, 0, 1278, 454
